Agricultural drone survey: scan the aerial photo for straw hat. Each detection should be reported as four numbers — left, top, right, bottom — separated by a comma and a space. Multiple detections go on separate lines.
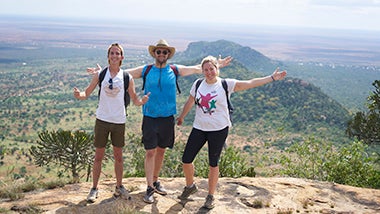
148, 39, 176, 59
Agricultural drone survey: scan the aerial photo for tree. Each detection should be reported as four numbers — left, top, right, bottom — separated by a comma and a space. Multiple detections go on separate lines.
29, 130, 94, 182
346, 80, 380, 145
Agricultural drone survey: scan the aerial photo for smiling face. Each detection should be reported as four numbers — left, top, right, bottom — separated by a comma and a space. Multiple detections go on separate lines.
154, 48, 170, 64
107, 43, 124, 66
201, 56, 219, 83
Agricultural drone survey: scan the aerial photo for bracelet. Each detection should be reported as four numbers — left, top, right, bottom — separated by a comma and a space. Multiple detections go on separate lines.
271, 75, 275, 81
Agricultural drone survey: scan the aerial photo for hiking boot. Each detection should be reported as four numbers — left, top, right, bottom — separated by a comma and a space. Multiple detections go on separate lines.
153, 181, 167, 195
143, 186, 155, 204
203, 194, 215, 209
114, 185, 131, 200
177, 184, 198, 200
86, 188, 98, 203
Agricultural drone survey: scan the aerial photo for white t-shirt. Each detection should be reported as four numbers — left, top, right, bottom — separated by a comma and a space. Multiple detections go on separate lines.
96, 68, 130, 124
190, 77, 237, 131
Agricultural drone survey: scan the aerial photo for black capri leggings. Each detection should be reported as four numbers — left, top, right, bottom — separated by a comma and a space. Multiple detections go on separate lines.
182, 126, 229, 167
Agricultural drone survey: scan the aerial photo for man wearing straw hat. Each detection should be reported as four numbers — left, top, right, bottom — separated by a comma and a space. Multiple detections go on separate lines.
130, 39, 231, 203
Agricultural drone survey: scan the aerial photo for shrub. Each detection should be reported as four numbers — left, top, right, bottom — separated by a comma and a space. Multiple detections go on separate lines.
276, 137, 380, 188
220, 146, 255, 178
123, 133, 146, 178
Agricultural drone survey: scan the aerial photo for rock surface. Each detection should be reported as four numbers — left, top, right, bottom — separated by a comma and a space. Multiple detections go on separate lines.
2, 177, 380, 214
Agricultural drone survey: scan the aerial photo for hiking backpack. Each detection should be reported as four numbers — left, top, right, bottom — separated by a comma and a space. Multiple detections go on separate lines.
141, 64, 181, 94
194, 78, 234, 116
98, 67, 130, 115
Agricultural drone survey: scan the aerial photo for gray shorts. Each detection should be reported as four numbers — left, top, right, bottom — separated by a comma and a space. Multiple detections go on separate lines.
142, 116, 175, 150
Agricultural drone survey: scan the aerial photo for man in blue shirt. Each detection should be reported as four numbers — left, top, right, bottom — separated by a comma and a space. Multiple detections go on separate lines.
128, 39, 232, 203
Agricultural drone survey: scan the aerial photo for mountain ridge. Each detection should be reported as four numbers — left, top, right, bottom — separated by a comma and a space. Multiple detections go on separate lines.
176, 39, 278, 73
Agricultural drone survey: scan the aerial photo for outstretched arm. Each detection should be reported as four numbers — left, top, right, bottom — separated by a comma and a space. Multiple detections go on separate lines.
177, 95, 195, 126
87, 64, 145, 79
178, 56, 233, 76
128, 78, 150, 106
124, 65, 145, 79
234, 68, 287, 92
73, 73, 99, 100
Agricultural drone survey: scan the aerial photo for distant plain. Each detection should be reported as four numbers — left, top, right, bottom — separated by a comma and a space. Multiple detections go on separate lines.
1, 15, 380, 66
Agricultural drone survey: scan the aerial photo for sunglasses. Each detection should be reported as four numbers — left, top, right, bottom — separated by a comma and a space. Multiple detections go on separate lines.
155, 50, 169, 55
108, 78, 113, 89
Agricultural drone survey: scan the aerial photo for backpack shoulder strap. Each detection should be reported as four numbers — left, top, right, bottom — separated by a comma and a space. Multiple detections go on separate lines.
98, 67, 108, 99
169, 64, 179, 76
123, 71, 130, 115
142, 64, 181, 94
194, 78, 203, 105
195, 78, 203, 93
221, 79, 228, 94
170, 64, 181, 94
123, 70, 130, 90
98, 67, 108, 87
141, 64, 153, 91
221, 79, 234, 113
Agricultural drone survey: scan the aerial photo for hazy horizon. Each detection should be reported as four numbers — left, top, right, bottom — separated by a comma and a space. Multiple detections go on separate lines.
1, 14, 380, 66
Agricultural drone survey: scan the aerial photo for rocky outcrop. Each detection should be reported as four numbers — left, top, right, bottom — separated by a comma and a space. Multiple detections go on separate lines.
2, 177, 380, 214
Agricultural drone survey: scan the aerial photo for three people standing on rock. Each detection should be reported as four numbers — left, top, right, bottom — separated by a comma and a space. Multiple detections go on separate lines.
76, 39, 286, 209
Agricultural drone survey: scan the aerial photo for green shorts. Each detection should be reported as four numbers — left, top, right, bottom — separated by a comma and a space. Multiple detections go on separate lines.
94, 119, 125, 148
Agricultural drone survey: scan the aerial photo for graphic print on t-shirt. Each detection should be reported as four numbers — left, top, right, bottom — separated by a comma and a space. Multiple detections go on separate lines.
103, 79, 120, 97
197, 91, 218, 115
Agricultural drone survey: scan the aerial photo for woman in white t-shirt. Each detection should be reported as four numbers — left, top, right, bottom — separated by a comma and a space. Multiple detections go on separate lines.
176, 55, 287, 209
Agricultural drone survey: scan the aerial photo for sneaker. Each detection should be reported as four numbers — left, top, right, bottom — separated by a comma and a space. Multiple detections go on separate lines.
177, 184, 198, 200
87, 188, 98, 203
153, 181, 167, 195
203, 194, 215, 209
114, 185, 131, 200
143, 186, 155, 204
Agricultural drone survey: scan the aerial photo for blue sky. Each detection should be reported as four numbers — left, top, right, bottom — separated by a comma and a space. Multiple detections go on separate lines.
1, 0, 380, 31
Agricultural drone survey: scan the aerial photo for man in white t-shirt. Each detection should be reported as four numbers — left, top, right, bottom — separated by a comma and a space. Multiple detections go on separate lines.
73, 43, 149, 203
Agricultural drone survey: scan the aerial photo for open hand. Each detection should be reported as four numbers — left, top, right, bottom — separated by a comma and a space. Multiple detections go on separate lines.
87, 63, 102, 75
272, 68, 287, 81
218, 55, 233, 68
